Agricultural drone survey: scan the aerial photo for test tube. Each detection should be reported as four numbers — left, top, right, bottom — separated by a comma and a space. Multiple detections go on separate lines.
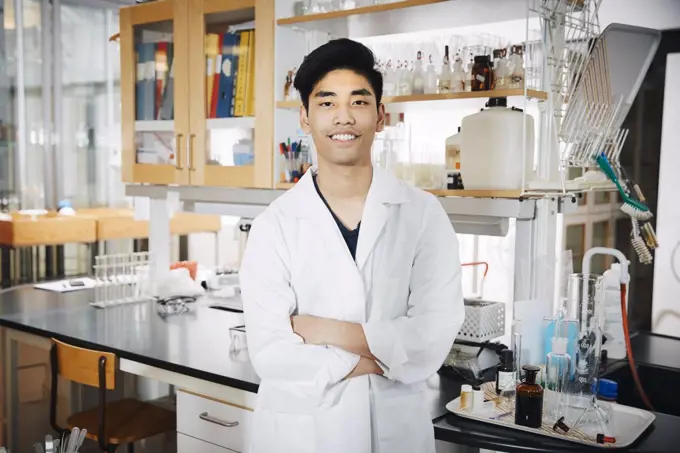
511, 319, 523, 382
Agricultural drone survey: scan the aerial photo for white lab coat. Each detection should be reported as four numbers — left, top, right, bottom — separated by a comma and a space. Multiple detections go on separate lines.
240, 166, 465, 453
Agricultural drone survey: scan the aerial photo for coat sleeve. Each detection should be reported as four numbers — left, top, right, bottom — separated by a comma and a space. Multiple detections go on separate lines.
362, 195, 465, 384
240, 211, 361, 398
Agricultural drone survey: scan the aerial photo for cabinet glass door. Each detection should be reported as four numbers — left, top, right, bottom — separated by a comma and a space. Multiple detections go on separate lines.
188, 0, 274, 187
119, 0, 189, 185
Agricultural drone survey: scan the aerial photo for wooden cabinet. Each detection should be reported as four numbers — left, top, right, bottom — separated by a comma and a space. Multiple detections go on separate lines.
120, 0, 274, 188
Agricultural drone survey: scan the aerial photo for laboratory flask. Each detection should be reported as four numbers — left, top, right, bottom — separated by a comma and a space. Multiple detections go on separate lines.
566, 273, 604, 411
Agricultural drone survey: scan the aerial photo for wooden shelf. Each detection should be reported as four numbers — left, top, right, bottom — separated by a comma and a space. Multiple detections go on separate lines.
207, 117, 255, 130
277, 89, 547, 108
134, 118, 255, 132
135, 121, 174, 132
276, 182, 527, 199
277, 0, 446, 25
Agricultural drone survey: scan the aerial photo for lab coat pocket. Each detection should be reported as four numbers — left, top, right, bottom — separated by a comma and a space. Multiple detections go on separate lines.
374, 392, 435, 453
249, 408, 315, 453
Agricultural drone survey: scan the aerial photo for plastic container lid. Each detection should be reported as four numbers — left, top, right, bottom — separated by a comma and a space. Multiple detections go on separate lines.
598, 379, 618, 400
487, 97, 508, 108
551, 337, 568, 355
500, 349, 513, 364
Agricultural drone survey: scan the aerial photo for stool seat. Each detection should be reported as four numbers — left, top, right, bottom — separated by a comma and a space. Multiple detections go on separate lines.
66, 398, 175, 445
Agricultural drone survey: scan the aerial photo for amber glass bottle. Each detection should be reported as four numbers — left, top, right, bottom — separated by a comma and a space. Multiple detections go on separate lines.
515, 365, 544, 428
471, 55, 493, 91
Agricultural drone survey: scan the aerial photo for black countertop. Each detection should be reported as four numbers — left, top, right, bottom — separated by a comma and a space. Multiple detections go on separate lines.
2, 286, 679, 451
0, 285, 261, 393
0, 286, 457, 420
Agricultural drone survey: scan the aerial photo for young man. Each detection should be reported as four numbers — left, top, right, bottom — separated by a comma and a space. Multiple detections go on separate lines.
240, 38, 465, 453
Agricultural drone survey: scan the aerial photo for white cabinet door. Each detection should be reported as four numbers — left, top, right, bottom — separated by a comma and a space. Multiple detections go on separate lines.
177, 390, 253, 452
177, 433, 235, 453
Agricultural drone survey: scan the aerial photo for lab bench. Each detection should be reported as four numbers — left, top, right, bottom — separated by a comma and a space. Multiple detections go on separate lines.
1, 286, 679, 452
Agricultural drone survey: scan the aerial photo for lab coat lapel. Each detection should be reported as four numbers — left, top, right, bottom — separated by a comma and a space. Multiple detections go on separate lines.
285, 169, 359, 266
355, 167, 409, 270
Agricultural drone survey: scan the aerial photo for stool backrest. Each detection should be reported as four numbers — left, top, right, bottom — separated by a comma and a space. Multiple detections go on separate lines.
51, 338, 116, 389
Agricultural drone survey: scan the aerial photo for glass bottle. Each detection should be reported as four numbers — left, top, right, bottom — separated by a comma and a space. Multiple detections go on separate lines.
451, 54, 465, 93
545, 337, 571, 422
472, 55, 493, 91
412, 51, 425, 95
515, 365, 544, 428
496, 349, 515, 395
424, 54, 438, 94
509, 44, 525, 89
383, 60, 397, 97
397, 60, 412, 96
437, 45, 452, 94
492, 48, 508, 90
464, 52, 474, 92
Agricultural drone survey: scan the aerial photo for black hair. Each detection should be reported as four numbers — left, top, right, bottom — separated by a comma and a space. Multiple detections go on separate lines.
293, 38, 383, 112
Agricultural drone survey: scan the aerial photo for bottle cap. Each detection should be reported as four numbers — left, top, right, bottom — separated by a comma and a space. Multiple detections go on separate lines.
598, 379, 618, 400
487, 97, 508, 108
461, 384, 473, 393
551, 337, 568, 355
501, 349, 513, 364
522, 365, 540, 382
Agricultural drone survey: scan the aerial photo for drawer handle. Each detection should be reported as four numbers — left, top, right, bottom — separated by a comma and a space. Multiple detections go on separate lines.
199, 412, 240, 428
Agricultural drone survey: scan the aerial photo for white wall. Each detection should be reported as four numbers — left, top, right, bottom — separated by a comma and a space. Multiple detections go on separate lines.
599, 0, 680, 31
652, 53, 680, 338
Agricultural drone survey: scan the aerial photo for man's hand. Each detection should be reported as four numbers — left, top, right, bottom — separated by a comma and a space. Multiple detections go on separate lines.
291, 315, 375, 359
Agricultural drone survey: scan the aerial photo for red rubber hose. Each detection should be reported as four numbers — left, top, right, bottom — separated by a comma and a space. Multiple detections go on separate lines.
620, 284, 654, 411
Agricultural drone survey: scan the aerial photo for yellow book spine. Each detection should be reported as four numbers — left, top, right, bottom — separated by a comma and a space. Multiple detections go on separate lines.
205, 33, 219, 117
233, 30, 250, 117
245, 30, 256, 117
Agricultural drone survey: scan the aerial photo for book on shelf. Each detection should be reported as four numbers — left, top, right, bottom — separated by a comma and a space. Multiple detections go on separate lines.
135, 41, 174, 122
205, 27, 255, 120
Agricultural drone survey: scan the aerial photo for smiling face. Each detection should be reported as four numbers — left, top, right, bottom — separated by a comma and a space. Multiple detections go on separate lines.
300, 69, 385, 168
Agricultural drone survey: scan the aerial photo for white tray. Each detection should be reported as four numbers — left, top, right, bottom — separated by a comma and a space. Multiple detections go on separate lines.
446, 396, 655, 449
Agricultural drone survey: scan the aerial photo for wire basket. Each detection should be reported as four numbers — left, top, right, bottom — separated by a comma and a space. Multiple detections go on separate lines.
456, 299, 506, 343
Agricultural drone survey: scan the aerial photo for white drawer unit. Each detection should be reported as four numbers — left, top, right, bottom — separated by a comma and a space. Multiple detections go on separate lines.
177, 433, 234, 453
177, 390, 253, 452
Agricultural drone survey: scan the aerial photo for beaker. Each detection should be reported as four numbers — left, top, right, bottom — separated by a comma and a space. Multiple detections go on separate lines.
566, 273, 604, 412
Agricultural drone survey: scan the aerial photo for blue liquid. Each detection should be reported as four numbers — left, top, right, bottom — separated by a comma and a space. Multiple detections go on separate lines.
543, 319, 578, 376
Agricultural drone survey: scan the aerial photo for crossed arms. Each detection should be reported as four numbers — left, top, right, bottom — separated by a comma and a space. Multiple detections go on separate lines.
291, 315, 382, 379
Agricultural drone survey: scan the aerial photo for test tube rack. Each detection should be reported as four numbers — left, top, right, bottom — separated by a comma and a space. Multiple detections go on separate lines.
91, 252, 156, 308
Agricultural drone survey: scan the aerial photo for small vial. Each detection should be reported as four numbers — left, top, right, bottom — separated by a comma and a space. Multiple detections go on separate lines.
460, 384, 473, 410
472, 387, 485, 411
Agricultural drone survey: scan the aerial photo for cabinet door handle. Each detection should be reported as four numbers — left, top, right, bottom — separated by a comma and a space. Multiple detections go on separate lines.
199, 412, 239, 428
175, 134, 184, 170
186, 134, 196, 171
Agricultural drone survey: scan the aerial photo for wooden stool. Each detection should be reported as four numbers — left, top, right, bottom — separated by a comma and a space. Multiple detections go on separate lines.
49, 339, 175, 453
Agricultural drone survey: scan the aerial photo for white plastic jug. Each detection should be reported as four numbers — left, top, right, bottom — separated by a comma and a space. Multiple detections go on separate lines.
460, 97, 535, 190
